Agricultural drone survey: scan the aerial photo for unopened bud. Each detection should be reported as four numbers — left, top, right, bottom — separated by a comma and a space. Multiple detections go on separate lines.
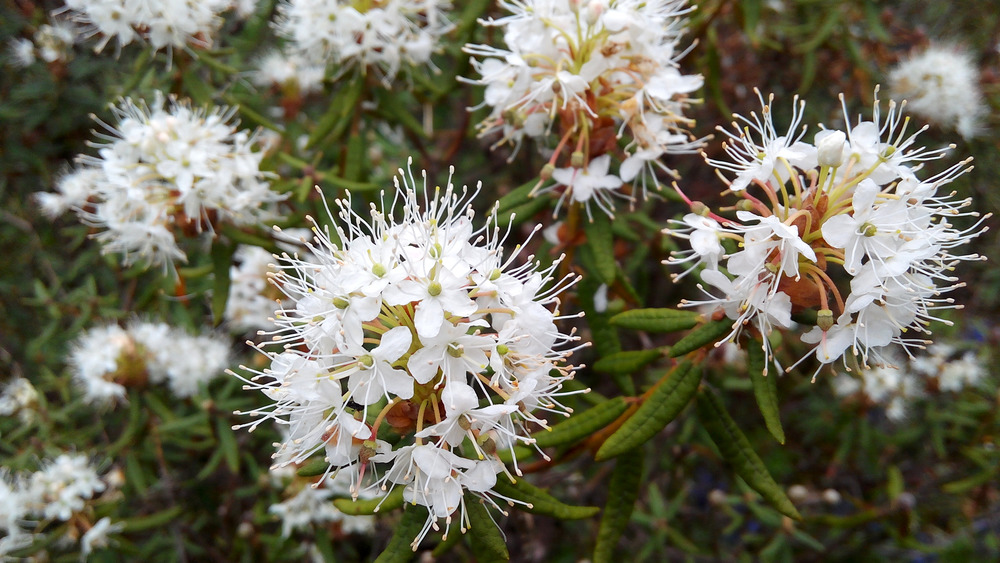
690, 201, 710, 216
816, 130, 846, 167
570, 151, 585, 168
333, 297, 350, 309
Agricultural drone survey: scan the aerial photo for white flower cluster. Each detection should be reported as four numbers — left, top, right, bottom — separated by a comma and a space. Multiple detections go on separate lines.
833, 342, 987, 420
0, 378, 39, 424
225, 245, 283, 333
235, 163, 581, 546
69, 321, 230, 403
666, 89, 989, 377
888, 44, 985, 140
7, 20, 78, 67
39, 93, 284, 269
274, 0, 453, 82
253, 49, 327, 95
268, 472, 376, 537
59, 0, 251, 53
1, 454, 120, 558
465, 0, 704, 214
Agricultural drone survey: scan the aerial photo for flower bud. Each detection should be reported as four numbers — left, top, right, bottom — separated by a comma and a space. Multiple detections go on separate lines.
570, 150, 585, 168
816, 130, 846, 167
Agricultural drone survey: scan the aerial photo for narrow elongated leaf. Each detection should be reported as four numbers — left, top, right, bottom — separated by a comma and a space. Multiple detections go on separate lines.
532, 397, 628, 448
466, 501, 509, 562
214, 417, 240, 473
119, 506, 184, 533
594, 448, 645, 563
374, 505, 430, 561
296, 457, 328, 477
667, 319, 732, 357
585, 213, 617, 284
596, 359, 701, 461
610, 308, 701, 333
211, 238, 236, 326
492, 478, 599, 519
696, 387, 801, 519
495, 179, 538, 217
593, 349, 664, 375
334, 487, 405, 515
308, 76, 363, 148
748, 341, 785, 444
496, 195, 550, 227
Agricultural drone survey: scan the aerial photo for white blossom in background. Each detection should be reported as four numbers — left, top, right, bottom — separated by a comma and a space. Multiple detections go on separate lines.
889, 44, 985, 139
69, 321, 230, 403
464, 0, 704, 215
0, 378, 40, 423
6, 19, 79, 67
0, 473, 33, 556
59, 0, 255, 53
24, 454, 108, 521
833, 342, 987, 419
274, 0, 453, 83
253, 48, 327, 95
80, 517, 124, 557
38, 93, 284, 269
235, 161, 583, 547
268, 473, 376, 537
664, 88, 989, 378
225, 245, 282, 333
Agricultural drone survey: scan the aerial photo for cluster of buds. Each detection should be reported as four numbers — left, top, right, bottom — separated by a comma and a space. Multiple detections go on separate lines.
465, 0, 704, 216
666, 89, 989, 378
235, 162, 582, 545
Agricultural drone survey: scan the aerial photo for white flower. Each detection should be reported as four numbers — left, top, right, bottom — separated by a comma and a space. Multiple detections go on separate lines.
24, 454, 107, 521
889, 44, 985, 139
60, 0, 240, 53
39, 93, 283, 269
0, 378, 39, 423
253, 48, 327, 94
69, 321, 229, 403
465, 0, 704, 209
269, 474, 376, 537
80, 517, 123, 557
235, 160, 581, 546
274, 0, 452, 83
668, 89, 988, 377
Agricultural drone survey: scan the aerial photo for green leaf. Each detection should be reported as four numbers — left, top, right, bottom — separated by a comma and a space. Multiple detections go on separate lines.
610, 308, 701, 333
594, 448, 645, 563
215, 416, 240, 473
593, 349, 664, 375
334, 487, 406, 516
296, 457, 328, 477
748, 341, 785, 444
585, 213, 617, 284
532, 397, 629, 449
307, 75, 363, 148
495, 179, 539, 218
596, 359, 701, 461
696, 387, 801, 520
211, 238, 237, 327
495, 196, 550, 227
374, 505, 430, 561
119, 506, 184, 533
492, 477, 600, 520
320, 173, 379, 192
466, 501, 510, 562
667, 319, 732, 357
